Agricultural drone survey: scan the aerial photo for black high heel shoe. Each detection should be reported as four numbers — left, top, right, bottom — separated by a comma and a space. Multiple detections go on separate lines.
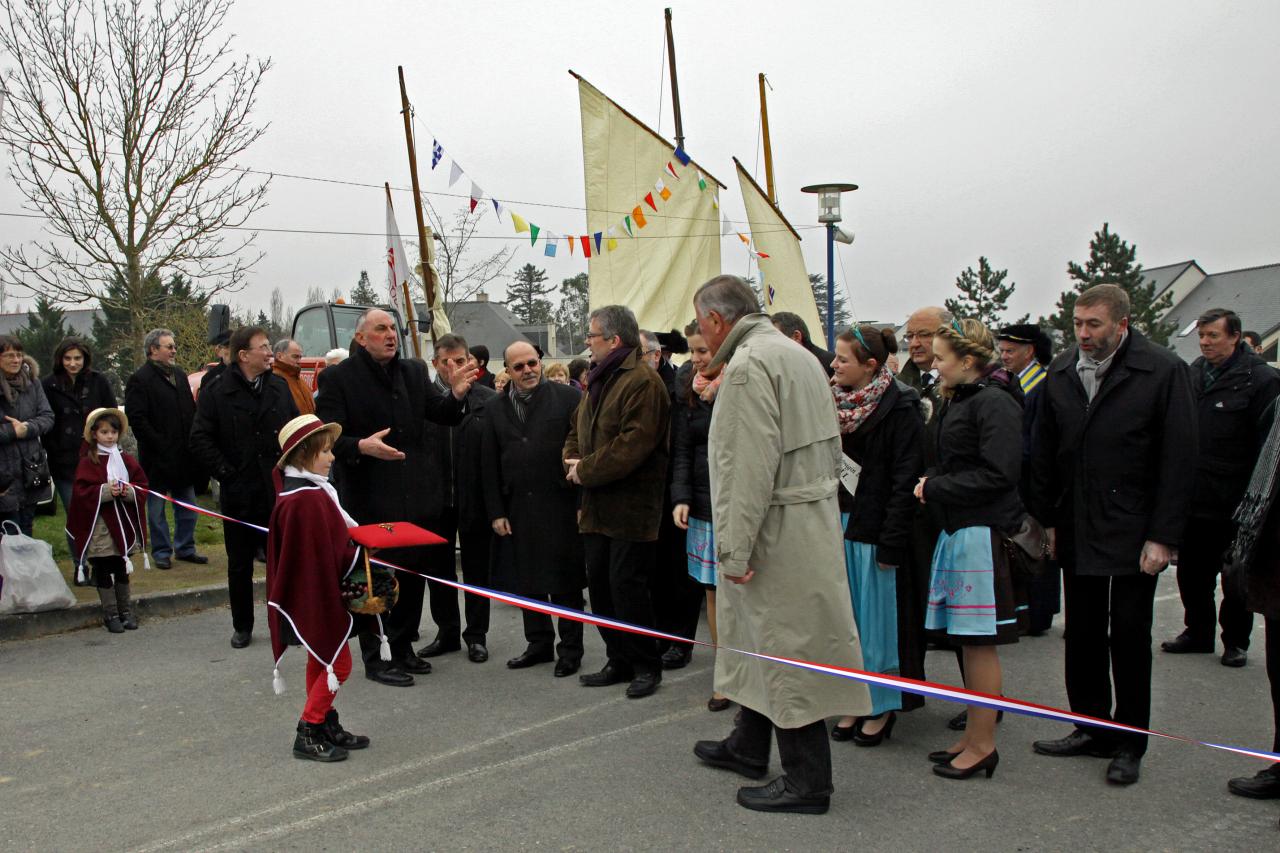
932, 750, 999, 780
928, 749, 961, 765
853, 712, 896, 747
831, 718, 862, 742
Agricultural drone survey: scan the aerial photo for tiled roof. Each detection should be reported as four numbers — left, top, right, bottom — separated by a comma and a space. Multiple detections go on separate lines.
1165, 262, 1280, 361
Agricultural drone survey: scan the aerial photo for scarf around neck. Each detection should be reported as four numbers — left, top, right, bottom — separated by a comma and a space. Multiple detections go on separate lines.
97, 443, 130, 485
833, 366, 893, 434
691, 369, 723, 403
586, 345, 634, 407
284, 465, 358, 528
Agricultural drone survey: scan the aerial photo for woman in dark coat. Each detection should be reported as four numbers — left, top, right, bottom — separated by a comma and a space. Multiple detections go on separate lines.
42, 337, 117, 517
0, 335, 55, 534
915, 319, 1024, 780
830, 325, 926, 744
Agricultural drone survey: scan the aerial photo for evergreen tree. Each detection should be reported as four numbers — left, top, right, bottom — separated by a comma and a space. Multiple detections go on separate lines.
507, 263, 554, 325
92, 270, 209, 387
351, 270, 380, 306
16, 295, 69, 375
810, 273, 852, 338
553, 273, 590, 352
1040, 222, 1173, 346
946, 256, 1018, 328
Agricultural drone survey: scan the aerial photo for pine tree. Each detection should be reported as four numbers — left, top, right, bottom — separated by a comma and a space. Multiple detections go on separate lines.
507, 263, 554, 325
92, 270, 209, 386
946, 256, 1018, 328
810, 273, 852, 337
16, 295, 69, 375
351, 270, 380, 306
553, 273, 590, 352
1041, 222, 1173, 346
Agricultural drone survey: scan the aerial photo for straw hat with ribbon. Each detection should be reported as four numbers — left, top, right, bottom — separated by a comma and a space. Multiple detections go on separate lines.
82, 407, 129, 443
276, 414, 342, 469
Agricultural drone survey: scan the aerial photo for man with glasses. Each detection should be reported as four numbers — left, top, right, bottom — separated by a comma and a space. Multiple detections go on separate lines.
483, 340, 587, 675
191, 326, 298, 648
125, 328, 209, 572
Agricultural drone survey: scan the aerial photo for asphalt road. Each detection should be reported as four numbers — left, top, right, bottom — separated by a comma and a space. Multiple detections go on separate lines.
1, 571, 1276, 851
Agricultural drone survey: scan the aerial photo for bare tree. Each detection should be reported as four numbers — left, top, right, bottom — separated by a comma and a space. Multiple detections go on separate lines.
304, 286, 326, 305
269, 285, 284, 331
0, 0, 271, 352
412, 195, 515, 312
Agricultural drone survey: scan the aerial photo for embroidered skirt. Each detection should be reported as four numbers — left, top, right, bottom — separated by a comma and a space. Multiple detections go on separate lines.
686, 516, 717, 588
925, 526, 1021, 646
842, 515, 902, 716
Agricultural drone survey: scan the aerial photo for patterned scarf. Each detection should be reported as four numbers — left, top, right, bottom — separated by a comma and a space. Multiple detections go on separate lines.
832, 366, 893, 435
1231, 398, 1280, 570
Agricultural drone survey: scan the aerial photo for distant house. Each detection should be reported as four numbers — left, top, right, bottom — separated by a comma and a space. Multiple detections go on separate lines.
1155, 261, 1280, 363
0, 307, 102, 338
425, 292, 575, 366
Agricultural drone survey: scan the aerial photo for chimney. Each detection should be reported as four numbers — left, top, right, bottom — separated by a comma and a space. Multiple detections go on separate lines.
476, 291, 489, 303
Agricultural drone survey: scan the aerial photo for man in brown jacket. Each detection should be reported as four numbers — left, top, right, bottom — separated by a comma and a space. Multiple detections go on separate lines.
564, 304, 671, 698
272, 338, 315, 416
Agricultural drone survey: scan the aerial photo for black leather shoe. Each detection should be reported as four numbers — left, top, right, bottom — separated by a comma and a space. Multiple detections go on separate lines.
736, 777, 829, 815
693, 739, 768, 779
831, 720, 860, 742
554, 658, 581, 678
322, 710, 370, 750
661, 646, 692, 670
293, 720, 348, 762
579, 662, 633, 687
1160, 632, 1213, 654
365, 667, 414, 687
467, 643, 488, 663
154, 556, 172, 570
230, 631, 252, 649
417, 638, 461, 658
507, 648, 554, 669
396, 655, 433, 675
928, 749, 962, 765
176, 552, 209, 565
1228, 765, 1280, 799
933, 750, 999, 780
1106, 751, 1142, 785
625, 671, 661, 698
853, 712, 896, 747
1221, 647, 1248, 668
1033, 730, 1118, 758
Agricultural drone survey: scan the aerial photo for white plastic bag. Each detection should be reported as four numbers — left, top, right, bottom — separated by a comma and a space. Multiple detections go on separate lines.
0, 520, 77, 614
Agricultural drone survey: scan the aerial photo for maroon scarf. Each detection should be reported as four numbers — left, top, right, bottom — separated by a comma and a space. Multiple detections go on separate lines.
586, 346, 634, 408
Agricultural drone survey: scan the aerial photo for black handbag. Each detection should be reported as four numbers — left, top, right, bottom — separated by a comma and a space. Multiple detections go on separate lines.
22, 448, 53, 503
1002, 514, 1050, 578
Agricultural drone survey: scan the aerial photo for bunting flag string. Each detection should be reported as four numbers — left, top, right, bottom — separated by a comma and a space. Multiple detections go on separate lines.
132, 482, 1280, 768
469, 181, 483, 213
448, 161, 464, 187
431, 140, 444, 170
544, 232, 558, 257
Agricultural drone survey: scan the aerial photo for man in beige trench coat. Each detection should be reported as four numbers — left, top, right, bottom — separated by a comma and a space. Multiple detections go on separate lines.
691, 275, 871, 815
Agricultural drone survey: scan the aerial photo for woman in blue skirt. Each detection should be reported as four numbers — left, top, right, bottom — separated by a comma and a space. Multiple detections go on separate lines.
670, 320, 730, 712
914, 318, 1025, 780
830, 325, 926, 745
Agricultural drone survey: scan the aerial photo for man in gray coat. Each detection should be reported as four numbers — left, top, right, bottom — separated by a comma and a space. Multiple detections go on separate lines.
690, 276, 870, 815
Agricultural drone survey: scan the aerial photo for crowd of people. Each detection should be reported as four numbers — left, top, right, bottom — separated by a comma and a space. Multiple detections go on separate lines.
3, 276, 1280, 819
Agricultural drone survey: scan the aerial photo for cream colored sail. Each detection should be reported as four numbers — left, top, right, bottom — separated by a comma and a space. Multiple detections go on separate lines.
576, 73, 723, 333
734, 157, 824, 348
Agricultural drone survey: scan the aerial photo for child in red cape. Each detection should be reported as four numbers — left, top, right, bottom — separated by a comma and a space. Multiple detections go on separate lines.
266, 414, 370, 763
66, 407, 149, 633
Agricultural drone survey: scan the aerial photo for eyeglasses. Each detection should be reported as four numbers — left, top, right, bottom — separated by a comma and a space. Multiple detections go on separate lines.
509, 359, 539, 372
902, 331, 934, 342
584, 332, 605, 341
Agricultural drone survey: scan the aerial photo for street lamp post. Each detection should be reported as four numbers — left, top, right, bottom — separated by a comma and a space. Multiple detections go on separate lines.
801, 182, 858, 347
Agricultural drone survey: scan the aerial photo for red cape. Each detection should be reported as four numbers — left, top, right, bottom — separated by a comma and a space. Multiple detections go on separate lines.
66, 447, 149, 569
266, 479, 359, 669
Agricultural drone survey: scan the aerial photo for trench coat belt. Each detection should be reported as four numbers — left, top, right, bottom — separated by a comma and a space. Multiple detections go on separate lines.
768, 477, 839, 506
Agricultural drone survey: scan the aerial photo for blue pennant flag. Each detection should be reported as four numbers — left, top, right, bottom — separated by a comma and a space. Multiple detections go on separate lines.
673, 146, 691, 166
431, 140, 443, 170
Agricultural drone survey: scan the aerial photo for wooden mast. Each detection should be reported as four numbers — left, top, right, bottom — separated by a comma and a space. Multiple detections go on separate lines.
758, 73, 776, 204
664, 8, 684, 150
396, 65, 437, 355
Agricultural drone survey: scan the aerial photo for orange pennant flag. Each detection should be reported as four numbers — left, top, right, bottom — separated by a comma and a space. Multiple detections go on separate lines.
631, 205, 647, 228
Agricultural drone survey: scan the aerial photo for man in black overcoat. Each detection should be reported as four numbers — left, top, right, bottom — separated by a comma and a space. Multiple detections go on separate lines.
190, 326, 298, 648
315, 309, 475, 687
1030, 284, 1198, 786
482, 340, 586, 675
416, 334, 498, 664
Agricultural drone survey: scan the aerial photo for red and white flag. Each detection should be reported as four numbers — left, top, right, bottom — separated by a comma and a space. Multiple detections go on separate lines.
385, 195, 412, 318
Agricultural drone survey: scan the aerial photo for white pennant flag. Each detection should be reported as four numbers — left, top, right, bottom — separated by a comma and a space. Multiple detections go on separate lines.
385, 195, 412, 320
448, 161, 464, 187
721, 215, 733, 236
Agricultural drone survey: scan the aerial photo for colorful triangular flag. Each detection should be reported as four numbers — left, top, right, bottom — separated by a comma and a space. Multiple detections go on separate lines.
469, 181, 482, 213
492, 198, 503, 219
644, 192, 656, 211
712, 193, 719, 210
511, 211, 529, 234
623, 216, 634, 237
665, 162, 679, 180
738, 232, 750, 244
529, 223, 540, 246
606, 226, 618, 252
448, 161, 464, 187
757, 251, 770, 259
544, 231, 557, 257
673, 146, 691, 166
697, 171, 707, 192
431, 140, 444, 170
721, 215, 732, 236
632, 205, 647, 228
656, 178, 671, 201
593, 232, 603, 254
580, 235, 592, 258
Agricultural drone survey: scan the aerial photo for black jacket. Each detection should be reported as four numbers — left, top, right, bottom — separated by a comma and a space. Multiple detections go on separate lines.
41, 370, 116, 482
838, 380, 926, 566
315, 345, 464, 525
190, 366, 299, 521
481, 380, 585, 595
124, 360, 203, 492
1016, 364, 1047, 502
669, 370, 714, 521
924, 369, 1025, 535
804, 339, 836, 378
424, 380, 498, 530
1187, 345, 1280, 521
1030, 330, 1198, 576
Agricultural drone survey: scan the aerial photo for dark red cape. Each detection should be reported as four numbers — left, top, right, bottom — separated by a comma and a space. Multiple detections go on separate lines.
266, 479, 359, 669
66, 447, 149, 569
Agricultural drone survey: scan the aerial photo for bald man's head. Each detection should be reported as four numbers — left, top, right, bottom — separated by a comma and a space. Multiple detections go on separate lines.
504, 340, 542, 391
904, 306, 953, 369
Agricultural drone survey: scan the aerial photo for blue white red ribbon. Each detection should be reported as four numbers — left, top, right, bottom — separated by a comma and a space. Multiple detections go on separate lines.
135, 485, 1280, 763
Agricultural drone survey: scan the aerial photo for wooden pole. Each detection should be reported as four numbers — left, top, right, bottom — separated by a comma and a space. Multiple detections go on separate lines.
384, 182, 422, 359
397, 66, 438, 354
759, 73, 776, 205
664, 8, 684, 150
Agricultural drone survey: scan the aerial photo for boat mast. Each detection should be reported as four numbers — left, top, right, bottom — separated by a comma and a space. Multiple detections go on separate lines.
664, 8, 685, 150
758, 73, 776, 204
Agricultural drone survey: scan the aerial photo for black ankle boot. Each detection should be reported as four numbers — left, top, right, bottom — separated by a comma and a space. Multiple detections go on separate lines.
323, 710, 370, 750
98, 589, 124, 633
293, 720, 348, 762
115, 581, 138, 630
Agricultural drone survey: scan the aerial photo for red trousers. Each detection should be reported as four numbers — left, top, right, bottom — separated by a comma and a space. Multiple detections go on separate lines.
301, 643, 352, 724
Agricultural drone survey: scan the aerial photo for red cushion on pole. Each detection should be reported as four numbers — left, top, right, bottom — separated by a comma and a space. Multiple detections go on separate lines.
348, 522, 448, 550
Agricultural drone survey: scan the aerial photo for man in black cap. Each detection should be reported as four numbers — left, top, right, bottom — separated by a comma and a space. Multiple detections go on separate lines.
998, 323, 1058, 636
200, 329, 233, 392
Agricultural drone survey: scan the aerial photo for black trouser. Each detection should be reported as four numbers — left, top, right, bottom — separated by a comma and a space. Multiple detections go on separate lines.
224, 520, 264, 634
726, 705, 833, 797
358, 546, 428, 672
1063, 568, 1158, 754
651, 509, 703, 652
583, 533, 661, 675
1027, 563, 1062, 634
522, 591, 586, 662
1268, 617, 1280, 753
1175, 518, 1254, 650
91, 556, 128, 589
424, 508, 492, 646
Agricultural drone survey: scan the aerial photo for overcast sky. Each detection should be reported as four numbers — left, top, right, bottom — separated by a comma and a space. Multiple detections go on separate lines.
3, 0, 1278, 327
